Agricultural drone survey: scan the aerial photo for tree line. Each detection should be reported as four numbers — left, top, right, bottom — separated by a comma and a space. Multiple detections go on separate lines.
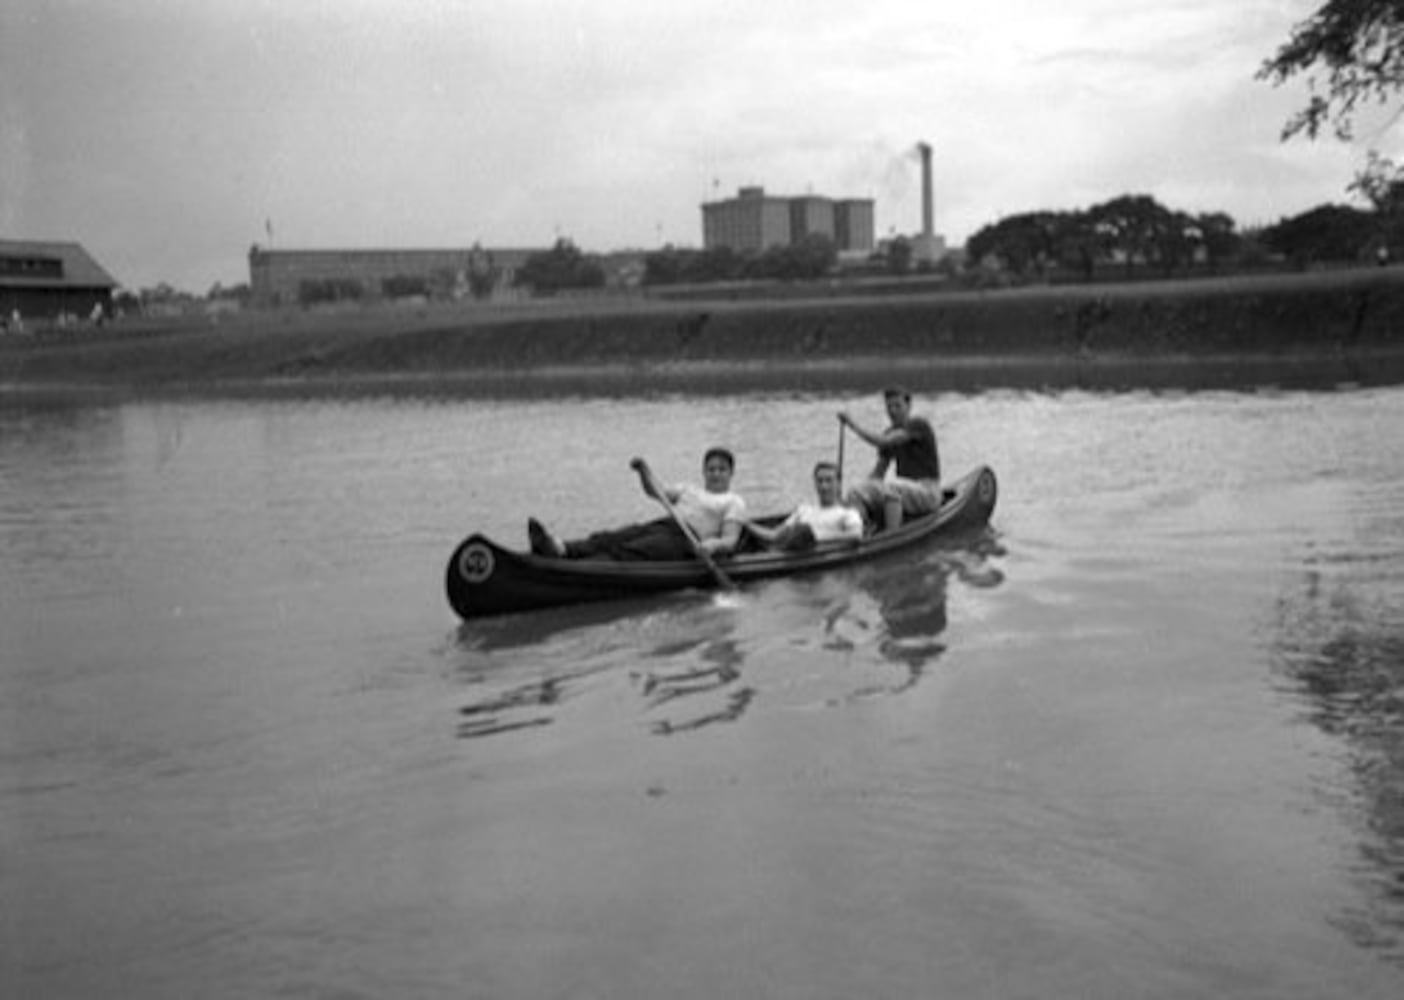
642, 235, 842, 285
513, 233, 848, 293
965, 193, 1403, 281
522, 194, 1404, 295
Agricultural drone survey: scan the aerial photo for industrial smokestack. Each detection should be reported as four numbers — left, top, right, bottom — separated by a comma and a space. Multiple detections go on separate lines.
917, 142, 933, 237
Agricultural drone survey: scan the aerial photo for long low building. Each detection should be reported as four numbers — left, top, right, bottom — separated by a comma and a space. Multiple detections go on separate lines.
1, 239, 118, 321
248, 244, 543, 308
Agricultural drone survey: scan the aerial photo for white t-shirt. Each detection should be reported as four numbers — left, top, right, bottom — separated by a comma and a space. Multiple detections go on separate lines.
784, 502, 864, 542
673, 484, 747, 539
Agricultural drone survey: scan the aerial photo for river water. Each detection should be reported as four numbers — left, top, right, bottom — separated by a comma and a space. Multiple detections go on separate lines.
3, 380, 1404, 999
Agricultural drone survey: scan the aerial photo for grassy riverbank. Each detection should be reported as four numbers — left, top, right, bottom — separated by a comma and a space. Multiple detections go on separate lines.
5, 267, 1404, 395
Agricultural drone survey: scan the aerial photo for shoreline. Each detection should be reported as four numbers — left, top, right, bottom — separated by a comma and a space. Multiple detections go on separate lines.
7, 351, 1403, 403
4, 268, 1404, 397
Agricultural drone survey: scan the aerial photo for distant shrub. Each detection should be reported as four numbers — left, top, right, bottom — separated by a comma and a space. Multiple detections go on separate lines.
515, 239, 607, 295
298, 279, 364, 306
382, 275, 429, 299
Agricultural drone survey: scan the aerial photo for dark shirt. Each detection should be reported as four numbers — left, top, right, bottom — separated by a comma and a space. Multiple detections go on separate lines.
882, 416, 940, 481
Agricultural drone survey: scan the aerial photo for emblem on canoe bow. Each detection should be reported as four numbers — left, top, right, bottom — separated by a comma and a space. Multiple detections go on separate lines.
459, 542, 495, 583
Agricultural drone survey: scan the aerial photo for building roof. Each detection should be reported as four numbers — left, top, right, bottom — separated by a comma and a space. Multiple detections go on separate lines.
702, 191, 875, 211
0, 240, 119, 289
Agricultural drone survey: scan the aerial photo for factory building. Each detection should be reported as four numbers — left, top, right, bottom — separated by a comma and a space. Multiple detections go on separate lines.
910, 142, 947, 265
701, 187, 874, 254
834, 200, 875, 255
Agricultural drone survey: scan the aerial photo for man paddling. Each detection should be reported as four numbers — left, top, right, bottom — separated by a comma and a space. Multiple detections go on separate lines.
528, 448, 746, 561
742, 461, 863, 551
839, 386, 942, 532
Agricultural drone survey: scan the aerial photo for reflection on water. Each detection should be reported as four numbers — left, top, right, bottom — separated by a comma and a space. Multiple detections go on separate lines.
454, 593, 760, 738
820, 534, 1005, 697
1271, 561, 1404, 963
457, 678, 560, 739
453, 594, 676, 653
820, 555, 951, 696
649, 685, 756, 736
451, 530, 1005, 737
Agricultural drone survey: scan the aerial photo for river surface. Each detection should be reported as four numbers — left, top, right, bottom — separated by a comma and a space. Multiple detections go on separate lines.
3, 381, 1404, 999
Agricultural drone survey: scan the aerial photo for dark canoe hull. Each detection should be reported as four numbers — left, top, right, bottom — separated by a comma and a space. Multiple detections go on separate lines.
445, 465, 998, 621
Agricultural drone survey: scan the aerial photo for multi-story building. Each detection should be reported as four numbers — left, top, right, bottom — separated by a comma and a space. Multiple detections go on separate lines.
701, 187, 792, 253
834, 200, 875, 254
789, 196, 836, 244
701, 187, 875, 254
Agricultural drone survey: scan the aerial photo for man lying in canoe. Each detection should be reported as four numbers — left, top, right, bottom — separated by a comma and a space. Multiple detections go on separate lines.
839, 385, 942, 532
527, 447, 746, 561
741, 460, 864, 551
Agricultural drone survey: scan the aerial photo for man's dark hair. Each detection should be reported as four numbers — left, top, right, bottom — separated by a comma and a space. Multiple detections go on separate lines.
703, 447, 735, 472
812, 460, 839, 477
883, 385, 912, 402
779, 523, 817, 552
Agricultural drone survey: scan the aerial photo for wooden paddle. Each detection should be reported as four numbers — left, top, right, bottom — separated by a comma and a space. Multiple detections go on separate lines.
836, 417, 846, 491
631, 458, 737, 591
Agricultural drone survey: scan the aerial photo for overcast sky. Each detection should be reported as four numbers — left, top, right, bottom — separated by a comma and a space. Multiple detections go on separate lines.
0, 0, 1389, 292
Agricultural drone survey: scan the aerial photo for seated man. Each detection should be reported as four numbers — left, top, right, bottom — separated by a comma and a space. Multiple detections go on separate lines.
528, 448, 745, 561
839, 386, 942, 532
742, 461, 864, 551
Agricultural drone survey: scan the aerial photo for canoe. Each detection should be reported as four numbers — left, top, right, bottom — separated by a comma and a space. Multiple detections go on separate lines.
445, 465, 998, 621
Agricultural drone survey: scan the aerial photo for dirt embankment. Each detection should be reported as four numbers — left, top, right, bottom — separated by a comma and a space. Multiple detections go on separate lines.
4, 268, 1404, 392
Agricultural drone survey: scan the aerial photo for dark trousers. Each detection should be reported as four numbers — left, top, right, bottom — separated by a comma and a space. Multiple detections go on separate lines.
565, 517, 693, 561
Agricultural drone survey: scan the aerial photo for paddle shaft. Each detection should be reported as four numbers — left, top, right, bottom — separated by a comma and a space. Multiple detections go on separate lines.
636, 462, 736, 591
837, 420, 845, 490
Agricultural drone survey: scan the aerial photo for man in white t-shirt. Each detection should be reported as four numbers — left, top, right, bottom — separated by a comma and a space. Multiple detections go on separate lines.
528, 448, 746, 561
743, 461, 864, 552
